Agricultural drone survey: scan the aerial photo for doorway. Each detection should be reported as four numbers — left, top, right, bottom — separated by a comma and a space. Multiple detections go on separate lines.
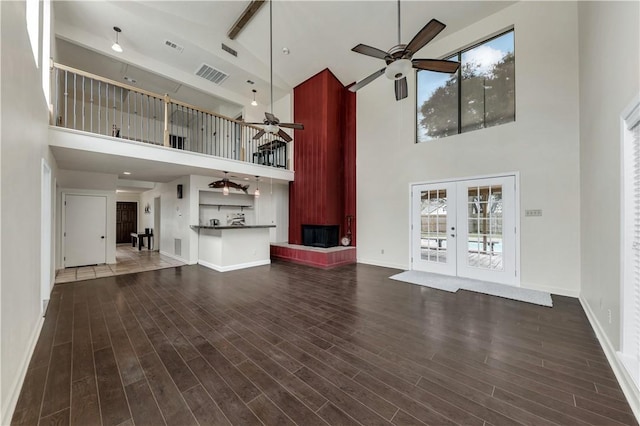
411, 175, 518, 286
64, 194, 107, 267
116, 202, 137, 243
153, 196, 161, 252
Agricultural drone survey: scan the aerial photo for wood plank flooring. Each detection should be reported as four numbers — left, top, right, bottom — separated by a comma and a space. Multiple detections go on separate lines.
11, 262, 638, 425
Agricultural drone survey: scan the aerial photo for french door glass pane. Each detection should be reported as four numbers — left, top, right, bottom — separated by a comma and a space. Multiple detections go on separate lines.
466, 185, 503, 270
421, 189, 448, 263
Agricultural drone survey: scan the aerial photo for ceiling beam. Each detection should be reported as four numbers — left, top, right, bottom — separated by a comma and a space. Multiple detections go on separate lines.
227, 0, 267, 40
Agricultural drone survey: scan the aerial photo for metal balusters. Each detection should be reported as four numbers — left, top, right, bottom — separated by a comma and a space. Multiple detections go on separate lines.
63, 71, 68, 127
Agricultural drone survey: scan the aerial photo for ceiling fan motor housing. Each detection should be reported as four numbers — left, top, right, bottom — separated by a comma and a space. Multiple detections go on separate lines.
384, 44, 411, 80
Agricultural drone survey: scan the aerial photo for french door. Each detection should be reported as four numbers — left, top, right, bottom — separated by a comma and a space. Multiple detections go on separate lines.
412, 176, 517, 286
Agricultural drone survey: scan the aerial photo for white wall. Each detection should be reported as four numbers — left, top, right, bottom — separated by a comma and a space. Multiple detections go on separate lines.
579, 1, 639, 357
1, 0, 58, 422
356, 1, 581, 296
140, 176, 192, 263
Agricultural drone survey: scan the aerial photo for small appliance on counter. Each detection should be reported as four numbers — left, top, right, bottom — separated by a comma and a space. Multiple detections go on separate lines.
227, 213, 245, 226
209, 219, 220, 226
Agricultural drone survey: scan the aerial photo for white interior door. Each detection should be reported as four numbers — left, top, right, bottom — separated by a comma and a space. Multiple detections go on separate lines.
412, 175, 518, 286
64, 194, 107, 267
412, 182, 457, 275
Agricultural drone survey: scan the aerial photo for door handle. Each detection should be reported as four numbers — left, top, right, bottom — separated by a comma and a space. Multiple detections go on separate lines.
101, 236, 105, 239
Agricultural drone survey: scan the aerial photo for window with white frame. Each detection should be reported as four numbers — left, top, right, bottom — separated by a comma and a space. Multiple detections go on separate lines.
416, 30, 515, 142
620, 93, 640, 389
26, 0, 39, 67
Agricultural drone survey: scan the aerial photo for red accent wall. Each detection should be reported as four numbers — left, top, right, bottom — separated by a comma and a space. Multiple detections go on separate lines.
289, 69, 356, 245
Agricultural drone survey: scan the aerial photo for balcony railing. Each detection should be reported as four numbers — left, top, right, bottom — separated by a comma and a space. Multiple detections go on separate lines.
51, 63, 290, 169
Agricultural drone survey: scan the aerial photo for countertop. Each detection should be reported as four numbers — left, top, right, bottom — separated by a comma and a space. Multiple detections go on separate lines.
191, 225, 276, 230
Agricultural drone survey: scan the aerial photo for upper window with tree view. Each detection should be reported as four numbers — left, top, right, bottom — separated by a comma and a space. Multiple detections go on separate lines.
417, 30, 515, 142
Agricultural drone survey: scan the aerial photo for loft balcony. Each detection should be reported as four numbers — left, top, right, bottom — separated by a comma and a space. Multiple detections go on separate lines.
49, 63, 294, 180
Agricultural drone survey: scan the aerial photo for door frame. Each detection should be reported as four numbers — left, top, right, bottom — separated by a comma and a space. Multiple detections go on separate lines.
61, 190, 111, 268
409, 172, 521, 286
116, 201, 139, 244
41, 159, 52, 312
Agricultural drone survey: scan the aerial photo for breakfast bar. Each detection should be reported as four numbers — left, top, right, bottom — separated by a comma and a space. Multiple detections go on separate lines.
190, 225, 275, 272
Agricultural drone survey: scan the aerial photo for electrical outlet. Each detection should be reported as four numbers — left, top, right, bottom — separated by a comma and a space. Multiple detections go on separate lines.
381, 249, 385, 255
607, 309, 612, 324
525, 209, 543, 217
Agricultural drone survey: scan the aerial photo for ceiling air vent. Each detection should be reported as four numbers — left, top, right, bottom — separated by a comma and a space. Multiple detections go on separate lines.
195, 63, 229, 85
221, 43, 238, 57
164, 39, 184, 53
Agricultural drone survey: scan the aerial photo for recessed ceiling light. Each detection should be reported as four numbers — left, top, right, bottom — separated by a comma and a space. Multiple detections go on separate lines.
282, 47, 290, 55
243, 177, 250, 181
123, 171, 131, 175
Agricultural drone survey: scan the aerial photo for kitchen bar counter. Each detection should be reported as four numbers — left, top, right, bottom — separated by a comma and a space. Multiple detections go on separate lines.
191, 225, 275, 272
191, 225, 276, 230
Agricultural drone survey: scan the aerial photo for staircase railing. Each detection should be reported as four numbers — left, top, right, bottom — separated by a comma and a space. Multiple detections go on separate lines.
51, 63, 290, 169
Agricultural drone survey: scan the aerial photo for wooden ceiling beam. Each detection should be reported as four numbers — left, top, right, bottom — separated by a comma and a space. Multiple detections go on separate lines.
227, 0, 267, 40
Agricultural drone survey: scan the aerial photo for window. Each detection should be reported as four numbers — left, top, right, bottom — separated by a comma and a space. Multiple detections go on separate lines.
26, 0, 39, 66
417, 30, 515, 142
620, 94, 640, 389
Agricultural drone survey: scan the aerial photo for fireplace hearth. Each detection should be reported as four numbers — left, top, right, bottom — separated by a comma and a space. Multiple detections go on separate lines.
302, 225, 339, 248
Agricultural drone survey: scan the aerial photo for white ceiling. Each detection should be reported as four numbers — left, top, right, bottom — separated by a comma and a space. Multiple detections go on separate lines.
52, 1, 515, 190
53, 1, 515, 107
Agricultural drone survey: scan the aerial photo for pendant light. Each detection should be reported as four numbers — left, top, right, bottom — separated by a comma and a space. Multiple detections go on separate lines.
251, 89, 258, 106
111, 26, 123, 53
254, 176, 260, 198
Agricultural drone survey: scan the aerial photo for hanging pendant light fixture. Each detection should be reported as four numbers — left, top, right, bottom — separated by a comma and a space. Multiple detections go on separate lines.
254, 176, 260, 198
251, 89, 258, 106
111, 26, 123, 53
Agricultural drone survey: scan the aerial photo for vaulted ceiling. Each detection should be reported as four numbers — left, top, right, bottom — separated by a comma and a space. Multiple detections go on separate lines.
54, 1, 515, 111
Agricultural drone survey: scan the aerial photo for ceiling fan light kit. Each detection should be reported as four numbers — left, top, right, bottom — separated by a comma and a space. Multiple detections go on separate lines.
349, 0, 460, 101
385, 58, 412, 80
209, 172, 249, 195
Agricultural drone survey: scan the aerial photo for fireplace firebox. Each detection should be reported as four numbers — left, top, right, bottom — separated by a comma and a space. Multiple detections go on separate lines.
301, 225, 339, 248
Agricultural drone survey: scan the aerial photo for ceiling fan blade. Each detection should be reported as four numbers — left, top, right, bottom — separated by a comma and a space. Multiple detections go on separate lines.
253, 129, 266, 140
395, 77, 408, 101
277, 129, 293, 142
351, 44, 388, 60
208, 181, 225, 188
265, 112, 279, 123
244, 122, 265, 125
403, 19, 446, 55
348, 68, 386, 92
279, 123, 304, 130
412, 59, 460, 73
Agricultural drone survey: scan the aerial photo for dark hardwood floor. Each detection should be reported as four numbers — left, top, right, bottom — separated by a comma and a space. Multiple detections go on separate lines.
11, 261, 638, 425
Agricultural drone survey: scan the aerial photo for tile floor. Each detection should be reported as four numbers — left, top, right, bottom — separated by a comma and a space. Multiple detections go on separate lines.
55, 244, 185, 283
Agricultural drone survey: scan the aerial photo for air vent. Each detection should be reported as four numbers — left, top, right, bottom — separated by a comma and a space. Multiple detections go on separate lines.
221, 43, 238, 57
195, 63, 229, 85
164, 39, 184, 53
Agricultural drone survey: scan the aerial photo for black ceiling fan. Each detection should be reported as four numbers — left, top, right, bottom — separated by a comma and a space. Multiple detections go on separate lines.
244, 0, 303, 142
349, 0, 460, 101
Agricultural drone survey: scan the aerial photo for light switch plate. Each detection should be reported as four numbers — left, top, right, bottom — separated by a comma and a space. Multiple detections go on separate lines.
525, 209, 543, 217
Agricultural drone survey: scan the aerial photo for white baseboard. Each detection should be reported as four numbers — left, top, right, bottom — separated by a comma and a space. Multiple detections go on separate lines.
1, 316, 45, 425
159, 250, 189, 264
198, 259, 270, 272
524, 283, 580, 298
356, 258, 406, 271
579, 296, 640, 422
